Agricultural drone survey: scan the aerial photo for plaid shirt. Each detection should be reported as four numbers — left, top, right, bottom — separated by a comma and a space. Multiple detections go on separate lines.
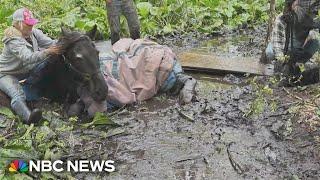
298, 0, 320, 15
271, 0, 320, 60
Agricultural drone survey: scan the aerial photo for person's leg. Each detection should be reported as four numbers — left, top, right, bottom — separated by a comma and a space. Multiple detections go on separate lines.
160, 60, 183, 92
0, 75, 42, 124
122, 0, 140, 40
294, 38, 320, 85
164, 60, 197, 104
23, 60, 49, 100
0, 75, 26, 107
176, 73, 197, 104
106, 0, 122, 45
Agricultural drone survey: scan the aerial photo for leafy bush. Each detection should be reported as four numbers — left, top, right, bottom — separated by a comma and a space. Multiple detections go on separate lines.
0, 0, 284, 49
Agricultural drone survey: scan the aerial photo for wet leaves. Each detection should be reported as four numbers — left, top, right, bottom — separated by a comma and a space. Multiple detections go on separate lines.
0, 108, 122, 179
0, 107, 16, 120
81, 112, 119, 128
245, 78, 278, 117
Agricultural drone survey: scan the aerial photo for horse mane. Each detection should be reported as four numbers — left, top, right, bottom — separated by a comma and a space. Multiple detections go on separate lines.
57, 31, 91, 52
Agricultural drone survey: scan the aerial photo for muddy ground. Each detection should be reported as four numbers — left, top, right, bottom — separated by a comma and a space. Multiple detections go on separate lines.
1, 26, 320, 179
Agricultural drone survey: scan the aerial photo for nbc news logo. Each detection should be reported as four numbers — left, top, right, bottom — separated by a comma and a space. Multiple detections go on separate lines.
8, 159, 115, 173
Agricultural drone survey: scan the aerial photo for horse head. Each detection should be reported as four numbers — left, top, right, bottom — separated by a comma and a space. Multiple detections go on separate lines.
58, 27, 108, 102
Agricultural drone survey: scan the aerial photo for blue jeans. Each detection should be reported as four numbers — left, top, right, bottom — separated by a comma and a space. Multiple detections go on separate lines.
160, 59, 183, 92
0, 61, 51, 107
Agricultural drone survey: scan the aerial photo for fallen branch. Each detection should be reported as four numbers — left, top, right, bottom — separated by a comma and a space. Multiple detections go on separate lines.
108, 105, 126, 117
176, 154, 202, 163
113, 142, 121, 158
282, 87, 317, 107
282, 87, 303, 101
227, 143, 244, 175
268, 111, 289, 117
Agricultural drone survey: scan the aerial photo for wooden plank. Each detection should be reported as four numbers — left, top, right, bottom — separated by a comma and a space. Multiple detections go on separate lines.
93, 41, 274, 76
178, 52, 274, 76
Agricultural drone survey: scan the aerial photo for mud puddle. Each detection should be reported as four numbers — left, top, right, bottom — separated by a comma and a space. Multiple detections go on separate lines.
88, 32, 319, 179
71, 72, 319, 179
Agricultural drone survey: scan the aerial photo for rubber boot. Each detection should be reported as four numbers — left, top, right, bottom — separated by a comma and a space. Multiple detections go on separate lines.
12, 101, 42, 124
173, 74, 197, 104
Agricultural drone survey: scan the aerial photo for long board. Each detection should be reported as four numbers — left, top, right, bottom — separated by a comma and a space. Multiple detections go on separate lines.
178, 52, 274, 76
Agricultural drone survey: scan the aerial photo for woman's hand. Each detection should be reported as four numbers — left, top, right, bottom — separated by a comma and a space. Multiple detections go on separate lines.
45, 45, 63, 55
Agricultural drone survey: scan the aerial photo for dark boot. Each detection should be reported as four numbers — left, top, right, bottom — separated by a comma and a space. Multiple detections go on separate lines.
12, 101, 42, 124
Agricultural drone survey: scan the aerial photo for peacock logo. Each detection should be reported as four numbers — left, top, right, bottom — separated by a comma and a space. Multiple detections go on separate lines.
8, 160, 28, 173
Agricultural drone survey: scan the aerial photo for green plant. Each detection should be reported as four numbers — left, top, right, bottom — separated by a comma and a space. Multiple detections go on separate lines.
0, 0, 284, 50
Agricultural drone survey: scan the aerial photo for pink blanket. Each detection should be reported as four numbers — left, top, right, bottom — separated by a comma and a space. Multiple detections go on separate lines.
101, 38, 176, 105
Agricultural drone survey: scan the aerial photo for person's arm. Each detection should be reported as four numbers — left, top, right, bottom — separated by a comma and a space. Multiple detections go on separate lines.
33, 29, 56, 49
8, 38, 49, 67
8, 38, 61, 68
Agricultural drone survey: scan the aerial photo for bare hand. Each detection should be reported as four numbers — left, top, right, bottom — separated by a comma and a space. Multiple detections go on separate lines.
106, 0, 112, 4
45, 45, 63, 55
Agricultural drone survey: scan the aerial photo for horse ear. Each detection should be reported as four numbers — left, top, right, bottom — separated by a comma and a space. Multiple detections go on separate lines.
61, 26, 71, 36
86, 24, 97, 40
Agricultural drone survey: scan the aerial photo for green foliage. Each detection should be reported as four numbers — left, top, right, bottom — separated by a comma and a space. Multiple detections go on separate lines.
0, 108, 120, 179
0, 0, 284, 49
136, 0, 284, 36
246, 77, 278, 117
0, 107, 16, 120
81, 112, 119, 128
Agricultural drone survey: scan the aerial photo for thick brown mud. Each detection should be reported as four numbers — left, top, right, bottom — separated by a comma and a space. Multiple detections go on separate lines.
0, 27, 319, 179
71, 75, 319, 179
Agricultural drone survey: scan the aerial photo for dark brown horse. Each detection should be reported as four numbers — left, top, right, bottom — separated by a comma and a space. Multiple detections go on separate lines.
57, 27, 108, 102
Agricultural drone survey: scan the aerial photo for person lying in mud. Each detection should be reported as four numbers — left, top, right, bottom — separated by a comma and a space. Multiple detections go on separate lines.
265, 0, 320, 86
0, 8, 63, 124
68, 35, 198, 118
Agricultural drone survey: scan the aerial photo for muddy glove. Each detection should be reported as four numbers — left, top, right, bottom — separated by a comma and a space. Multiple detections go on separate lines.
289, 47, 312, 63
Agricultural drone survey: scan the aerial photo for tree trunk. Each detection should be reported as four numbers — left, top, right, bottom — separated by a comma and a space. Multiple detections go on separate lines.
260, 0, 276, 64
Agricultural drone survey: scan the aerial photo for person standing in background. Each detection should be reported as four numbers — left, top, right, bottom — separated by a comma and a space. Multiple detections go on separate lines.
106, 0, 141, 45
